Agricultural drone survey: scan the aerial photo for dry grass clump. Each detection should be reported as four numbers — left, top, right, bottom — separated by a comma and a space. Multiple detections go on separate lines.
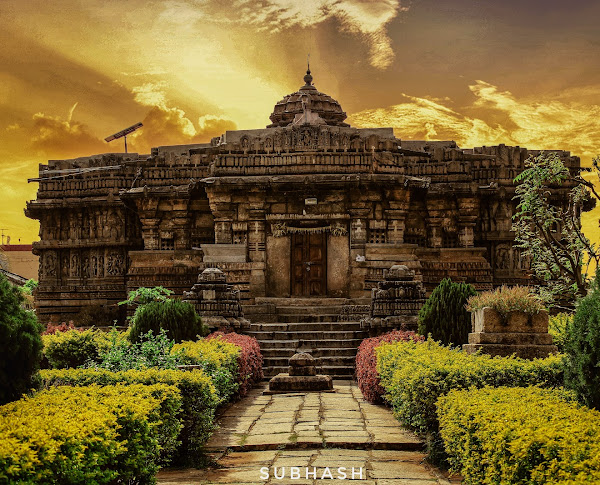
466, 285, 545, 315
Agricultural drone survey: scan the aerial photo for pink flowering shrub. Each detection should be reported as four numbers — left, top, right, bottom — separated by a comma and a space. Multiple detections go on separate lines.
356, 330, 424, 403
42, 322, 81, 336
207, 332, 263, 397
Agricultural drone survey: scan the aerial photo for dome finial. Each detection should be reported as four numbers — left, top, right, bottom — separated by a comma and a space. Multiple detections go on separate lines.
304, 53, 313, 86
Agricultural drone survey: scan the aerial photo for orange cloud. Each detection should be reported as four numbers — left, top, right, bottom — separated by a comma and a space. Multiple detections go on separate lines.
349, 81, 600, 163
159, 0, 406, 69
128, 83, 237, 152
30, 112, 106, 159
348, 92, 513, 148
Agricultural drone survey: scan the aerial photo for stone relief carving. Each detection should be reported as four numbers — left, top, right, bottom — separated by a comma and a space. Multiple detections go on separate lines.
107, 252, 124, 276
44, 251, 57, 277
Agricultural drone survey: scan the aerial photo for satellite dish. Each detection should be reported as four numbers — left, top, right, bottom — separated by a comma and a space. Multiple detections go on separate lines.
104, 122, 143, 153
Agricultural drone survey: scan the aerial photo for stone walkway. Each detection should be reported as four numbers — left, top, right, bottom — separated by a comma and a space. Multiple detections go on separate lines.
157, 381, 459, 484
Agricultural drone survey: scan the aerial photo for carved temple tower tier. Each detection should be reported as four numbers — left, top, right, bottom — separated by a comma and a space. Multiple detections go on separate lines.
26, 70, 581, 322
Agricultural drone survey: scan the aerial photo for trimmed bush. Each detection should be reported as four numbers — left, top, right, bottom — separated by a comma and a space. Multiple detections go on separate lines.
172, 337, 239, 401
129, 299, 208, 343
417, 278, 477, 346
174, 332, 263, 399
564, 279, 600, 409
377, 339, 564, 436
356, 330, 424, 404
42, 328, 109, 369
207, 332, 263, 397
466, 285, 544, 315
0, 383, 181, 484
40, 367, 218, 465
0, 273, 43, 404
437, 386, 600, 484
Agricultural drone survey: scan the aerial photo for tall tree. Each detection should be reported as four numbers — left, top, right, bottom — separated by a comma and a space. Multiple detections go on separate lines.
512, 152, 600, 306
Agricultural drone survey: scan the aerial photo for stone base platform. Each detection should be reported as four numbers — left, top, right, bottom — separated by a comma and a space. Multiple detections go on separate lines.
463, 342, 558, 359
267, 373, 333, 393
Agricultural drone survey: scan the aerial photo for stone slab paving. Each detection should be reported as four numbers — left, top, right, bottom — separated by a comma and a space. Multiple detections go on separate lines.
157, 381, 460, 484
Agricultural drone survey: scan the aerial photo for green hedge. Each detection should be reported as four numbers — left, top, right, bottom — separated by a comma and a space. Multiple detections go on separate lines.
172, 338, 239, 402
0, 383, 181, 484
41, 368, 218, 465
377, 339, 564, 436
437, 386, 600, 484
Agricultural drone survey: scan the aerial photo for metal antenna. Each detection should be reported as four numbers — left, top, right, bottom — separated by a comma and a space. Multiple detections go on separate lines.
105, 122, 143, 154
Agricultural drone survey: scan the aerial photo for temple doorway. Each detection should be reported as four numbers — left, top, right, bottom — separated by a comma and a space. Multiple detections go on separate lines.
291, 232, 327, 296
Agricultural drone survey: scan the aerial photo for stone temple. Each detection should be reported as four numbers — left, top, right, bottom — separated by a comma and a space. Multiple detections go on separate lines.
26, 70, 578, 376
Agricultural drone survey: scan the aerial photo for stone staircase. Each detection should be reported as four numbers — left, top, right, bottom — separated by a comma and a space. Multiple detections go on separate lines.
243, 298, 370, 379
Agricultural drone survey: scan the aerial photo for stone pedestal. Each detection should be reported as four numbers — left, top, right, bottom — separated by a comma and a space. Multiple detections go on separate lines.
183, 267, 249, 331
463, 307, 558, 359
361, 264, 426, 335
267, 352, 333, 393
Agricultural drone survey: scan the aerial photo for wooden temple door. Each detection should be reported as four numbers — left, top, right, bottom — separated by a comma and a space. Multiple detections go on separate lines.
291, 232, 327, 296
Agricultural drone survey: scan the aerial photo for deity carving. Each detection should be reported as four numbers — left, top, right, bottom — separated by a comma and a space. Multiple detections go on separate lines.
44, 251, 57, 277
107, 252, 124, 276
71, 253, 80, 277
82, 257, 90, 278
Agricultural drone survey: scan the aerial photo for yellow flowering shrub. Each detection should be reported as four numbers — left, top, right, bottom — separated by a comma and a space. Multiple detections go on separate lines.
437, 386, 600, 484
172, 338, 240, 401
377, 338, 564, 435
0, 383, 181, 484
42, 328, 111, 368
40, 368, 218, 466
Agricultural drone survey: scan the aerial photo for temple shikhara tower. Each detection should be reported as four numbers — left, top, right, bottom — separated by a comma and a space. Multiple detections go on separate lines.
26, 69, 578, 374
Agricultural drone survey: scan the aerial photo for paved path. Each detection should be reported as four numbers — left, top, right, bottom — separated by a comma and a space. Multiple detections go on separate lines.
157, 381, 458, 484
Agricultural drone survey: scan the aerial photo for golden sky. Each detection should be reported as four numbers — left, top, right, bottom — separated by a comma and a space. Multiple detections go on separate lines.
1, 0, 599, 244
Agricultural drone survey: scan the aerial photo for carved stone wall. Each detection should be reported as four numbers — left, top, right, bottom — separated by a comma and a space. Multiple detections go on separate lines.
26, 113, 580, 321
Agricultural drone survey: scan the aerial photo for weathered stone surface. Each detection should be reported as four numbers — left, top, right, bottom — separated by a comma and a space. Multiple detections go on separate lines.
471, 307, 550, 333
268, 373, 333, 392
362, 265, 426, 334
183, 267, 248, 330
289, 352, 315, 367
464, 307, 557, 359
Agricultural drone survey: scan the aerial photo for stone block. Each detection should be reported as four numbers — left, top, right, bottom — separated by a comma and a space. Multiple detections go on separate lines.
468, 331, 554, 346
201, 243, 247, 263
472, 307, 549, 333
289, 365, 317, 376
463, 343, 558, 359
268, 374, 333, 393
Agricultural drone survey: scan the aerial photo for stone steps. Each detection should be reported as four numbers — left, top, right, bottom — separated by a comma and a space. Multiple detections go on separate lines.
249, 321, 363, 332
262, 347, 358, 358
258, 338, 364, 350
243, 298, 369, 379
246, 330, 366, 341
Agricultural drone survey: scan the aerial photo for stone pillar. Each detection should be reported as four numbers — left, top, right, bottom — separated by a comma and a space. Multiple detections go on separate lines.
214, 219, 233, 244
458, 220, 476, 248
458, 198, 478, 248
141, 218, 161, 250
385, 210, 406, 244
427, 220, 443, 248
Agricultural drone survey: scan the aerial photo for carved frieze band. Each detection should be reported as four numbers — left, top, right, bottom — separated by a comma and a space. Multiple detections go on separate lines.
271, 222, 348, 237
